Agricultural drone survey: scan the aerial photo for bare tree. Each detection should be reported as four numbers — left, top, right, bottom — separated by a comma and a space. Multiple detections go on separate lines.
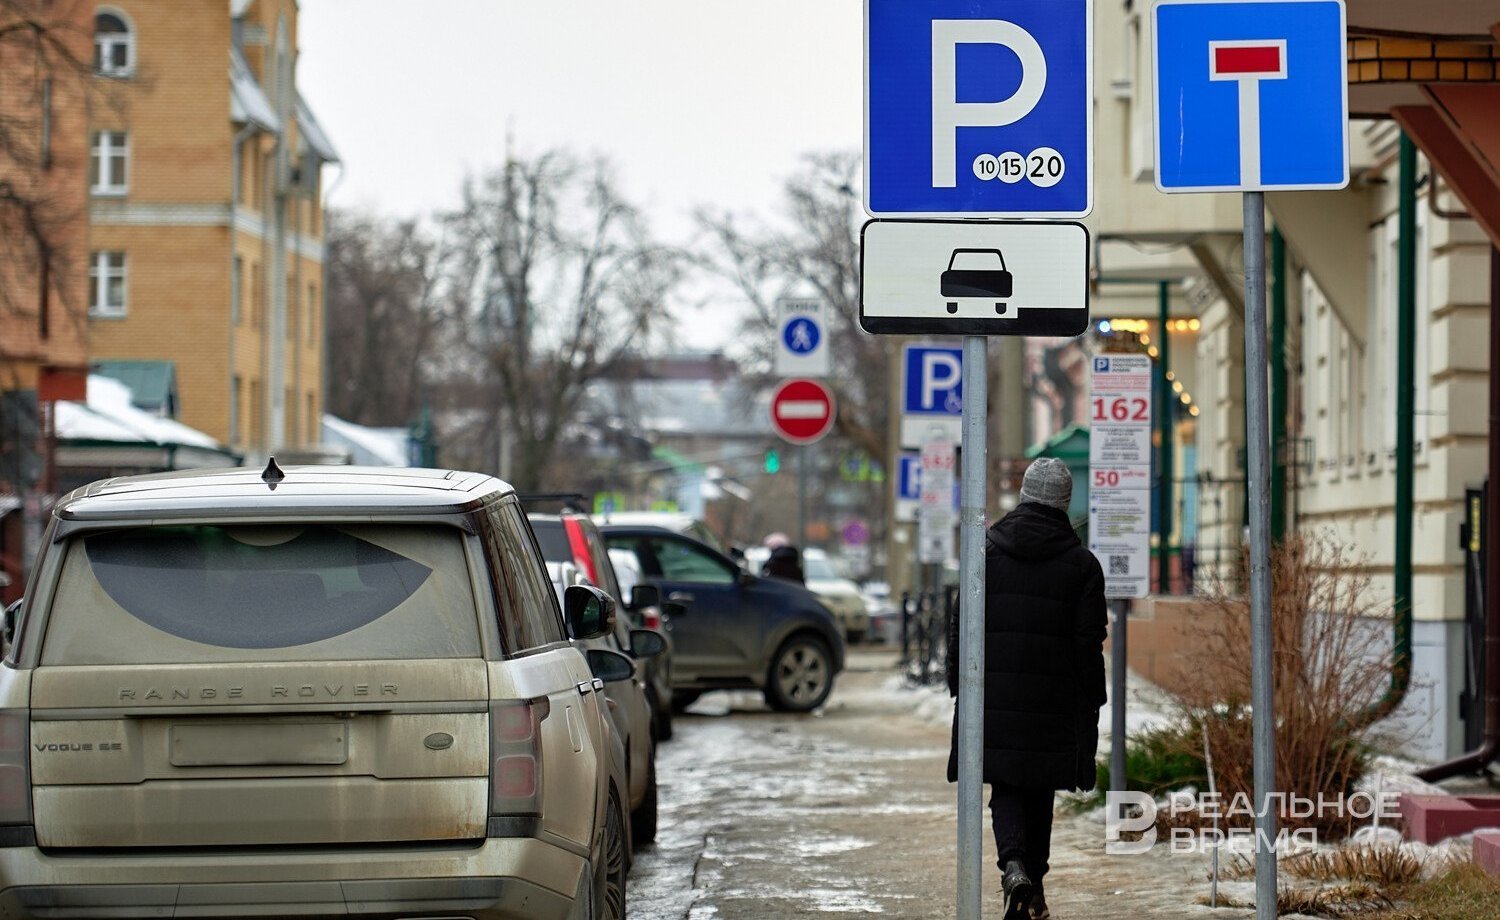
0, 1, 93, 330
324, 210, 450, 427
696, 152, 889, 462
442, 151, 679, 490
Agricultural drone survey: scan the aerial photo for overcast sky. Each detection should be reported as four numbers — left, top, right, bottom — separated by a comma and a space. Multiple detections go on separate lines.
298, 0, 863, 246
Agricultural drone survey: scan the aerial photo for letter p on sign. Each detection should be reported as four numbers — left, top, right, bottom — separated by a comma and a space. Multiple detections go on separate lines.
930, 19, 1048, 188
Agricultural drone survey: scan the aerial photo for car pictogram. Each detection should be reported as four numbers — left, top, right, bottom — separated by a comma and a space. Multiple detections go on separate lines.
941, 248, 1013, 314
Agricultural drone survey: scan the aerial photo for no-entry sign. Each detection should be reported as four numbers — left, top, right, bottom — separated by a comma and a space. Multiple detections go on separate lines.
769, 379, 836, 446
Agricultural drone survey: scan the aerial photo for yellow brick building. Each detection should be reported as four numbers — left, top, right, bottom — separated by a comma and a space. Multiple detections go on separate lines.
87, 0, 337, 454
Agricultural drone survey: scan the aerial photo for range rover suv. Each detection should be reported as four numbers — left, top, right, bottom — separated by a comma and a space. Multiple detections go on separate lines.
0, 464, 632, 920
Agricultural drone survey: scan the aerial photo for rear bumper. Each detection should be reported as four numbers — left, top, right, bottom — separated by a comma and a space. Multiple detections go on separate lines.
0, 837, 585, 919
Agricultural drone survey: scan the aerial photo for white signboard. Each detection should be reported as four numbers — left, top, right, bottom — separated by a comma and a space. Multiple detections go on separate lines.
918, 434, 957, 565
1089, 354, 1153, 599
775, 299, 830, 377
860, 220, 1090, 337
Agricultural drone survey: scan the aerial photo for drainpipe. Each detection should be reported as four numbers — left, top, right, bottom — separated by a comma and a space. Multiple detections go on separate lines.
1157, 281, 1174, 593
1362, 133, 1416, 726
229, 123, 255, 451
1418, 243, 1500, 780
1270, 227, 1287, 542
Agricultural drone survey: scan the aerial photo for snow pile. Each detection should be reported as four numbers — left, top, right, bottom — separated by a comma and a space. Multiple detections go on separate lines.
56, 375, 221, 449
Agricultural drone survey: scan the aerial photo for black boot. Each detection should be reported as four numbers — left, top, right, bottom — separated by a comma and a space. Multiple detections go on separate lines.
1028, 888, 1051, 919
1001, 860, 1033, 919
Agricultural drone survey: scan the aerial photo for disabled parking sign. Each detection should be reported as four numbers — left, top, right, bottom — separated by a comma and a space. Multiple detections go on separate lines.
1153, 0, 1348, 192
865, 0, 1093, 217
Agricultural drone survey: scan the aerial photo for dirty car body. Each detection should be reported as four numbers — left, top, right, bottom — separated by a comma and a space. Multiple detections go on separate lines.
0, 466, 628, 920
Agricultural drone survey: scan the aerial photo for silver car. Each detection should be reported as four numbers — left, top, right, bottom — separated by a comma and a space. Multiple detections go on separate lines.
0, 464, 632, 919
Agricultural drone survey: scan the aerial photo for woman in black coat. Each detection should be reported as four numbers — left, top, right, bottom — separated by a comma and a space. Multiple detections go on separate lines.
946, 457, 1107, 919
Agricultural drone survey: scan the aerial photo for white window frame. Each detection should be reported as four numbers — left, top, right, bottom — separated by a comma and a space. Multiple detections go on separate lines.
90, 130, 129, 196
93, 9, 136, 77
89, 251, 127, 318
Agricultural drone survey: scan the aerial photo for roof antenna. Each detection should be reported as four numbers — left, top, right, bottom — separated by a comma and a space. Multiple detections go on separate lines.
261, 456, 286, 489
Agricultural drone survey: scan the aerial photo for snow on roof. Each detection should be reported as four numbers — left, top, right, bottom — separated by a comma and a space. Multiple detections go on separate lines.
230, 47, 279, 132
57, 376, 224, 450
296, 94, 339, 163
321, 414, 410, 467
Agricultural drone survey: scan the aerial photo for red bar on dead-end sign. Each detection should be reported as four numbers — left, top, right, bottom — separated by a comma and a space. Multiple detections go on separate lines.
1214, 44, 1283, 75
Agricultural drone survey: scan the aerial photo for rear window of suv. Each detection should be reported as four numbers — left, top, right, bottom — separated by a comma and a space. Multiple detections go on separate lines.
40, 522, 482, 665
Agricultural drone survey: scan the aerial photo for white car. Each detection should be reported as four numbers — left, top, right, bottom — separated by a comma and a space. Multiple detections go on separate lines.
743, 546, 870, 643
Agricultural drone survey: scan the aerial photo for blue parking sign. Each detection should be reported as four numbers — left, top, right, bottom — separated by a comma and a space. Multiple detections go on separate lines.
1153, 0, 1348, 192
865, 0, 1093, 217
903, 345, 963, 417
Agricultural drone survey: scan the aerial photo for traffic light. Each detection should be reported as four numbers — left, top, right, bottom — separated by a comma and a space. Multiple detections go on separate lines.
764, 449, 781, 474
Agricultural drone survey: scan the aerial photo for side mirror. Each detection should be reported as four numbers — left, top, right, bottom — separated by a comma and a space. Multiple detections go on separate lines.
3, 599, 20, 649
629, 584, 660, 611
564, 584, 616, 640
587, 648, 635, 683
629, 628, 667, 659
662, 601, 688, 620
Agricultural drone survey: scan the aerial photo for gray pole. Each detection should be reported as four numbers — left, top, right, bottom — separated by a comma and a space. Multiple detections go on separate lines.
1110, 598, 1128, 793
1242, 191, 1278, 918
798, 445, 809, 548
956, 335, 988, 920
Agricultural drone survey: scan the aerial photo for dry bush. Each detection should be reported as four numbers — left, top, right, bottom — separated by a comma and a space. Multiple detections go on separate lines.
1284, 846, 1424, 887
1169, 535, 1394, 839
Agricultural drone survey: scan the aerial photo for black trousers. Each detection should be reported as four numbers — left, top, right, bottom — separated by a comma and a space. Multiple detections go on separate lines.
989, 784, 1055, 886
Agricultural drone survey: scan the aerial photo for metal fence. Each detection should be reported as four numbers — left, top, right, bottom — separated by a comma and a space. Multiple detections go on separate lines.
899, 586, 956, 687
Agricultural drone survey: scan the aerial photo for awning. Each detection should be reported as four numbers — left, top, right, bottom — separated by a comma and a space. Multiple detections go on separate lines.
56, 376, 239, 469
1393, 84, 1500, 249
91, 359, 178, 417
296, 94, 340, 163
230, 46, 279, 133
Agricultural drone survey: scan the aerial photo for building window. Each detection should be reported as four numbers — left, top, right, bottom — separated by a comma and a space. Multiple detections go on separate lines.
94, 11, 135, 77
230, 375, 242, 445
231, 256, 243, 325
307, 282, 318, 341
89, 251, 127, 317
250, 261, 262, 327
89, 131, 128, 195
250, 380, 264, 446
287, 280, 298, 341
307, 392, 317, 443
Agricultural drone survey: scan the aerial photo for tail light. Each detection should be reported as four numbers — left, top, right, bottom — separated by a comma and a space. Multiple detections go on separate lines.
562, 518, 599, 585
642, 608, 662, 630
0, 711, 30, 826
489, 699, 547, 817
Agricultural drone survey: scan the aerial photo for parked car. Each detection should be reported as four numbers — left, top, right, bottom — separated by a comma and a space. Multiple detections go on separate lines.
530, 510, 675, 744
597, 510, 724, 551
601, 525, 846, 712
742, 546, 871, 643
538, 539, 668, 849
2, 464, 633, 920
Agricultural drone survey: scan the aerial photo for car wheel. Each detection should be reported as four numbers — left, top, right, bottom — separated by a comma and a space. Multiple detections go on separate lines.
599, 788, 628, 920
670, 690, 701, 713
764, 635, 834, 712
631, 757, 658, 847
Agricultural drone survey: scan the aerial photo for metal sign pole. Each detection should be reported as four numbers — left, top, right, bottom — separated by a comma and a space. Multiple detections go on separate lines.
956, 335, 988, 920
799, 445, 809, 548
1242, 191, 1278, 918
1110, 598, 1128, 792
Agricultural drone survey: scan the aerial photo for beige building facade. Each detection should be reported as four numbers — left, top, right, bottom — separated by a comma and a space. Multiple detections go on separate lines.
87, 0, 336, 455
1078, 1, 1500, 762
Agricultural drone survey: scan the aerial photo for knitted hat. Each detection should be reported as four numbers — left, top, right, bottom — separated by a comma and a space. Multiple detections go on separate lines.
1019, 457, 1072, 512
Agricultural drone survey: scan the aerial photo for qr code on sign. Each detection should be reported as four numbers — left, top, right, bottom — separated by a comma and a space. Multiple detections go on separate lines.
1109, 555, 1130, 575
